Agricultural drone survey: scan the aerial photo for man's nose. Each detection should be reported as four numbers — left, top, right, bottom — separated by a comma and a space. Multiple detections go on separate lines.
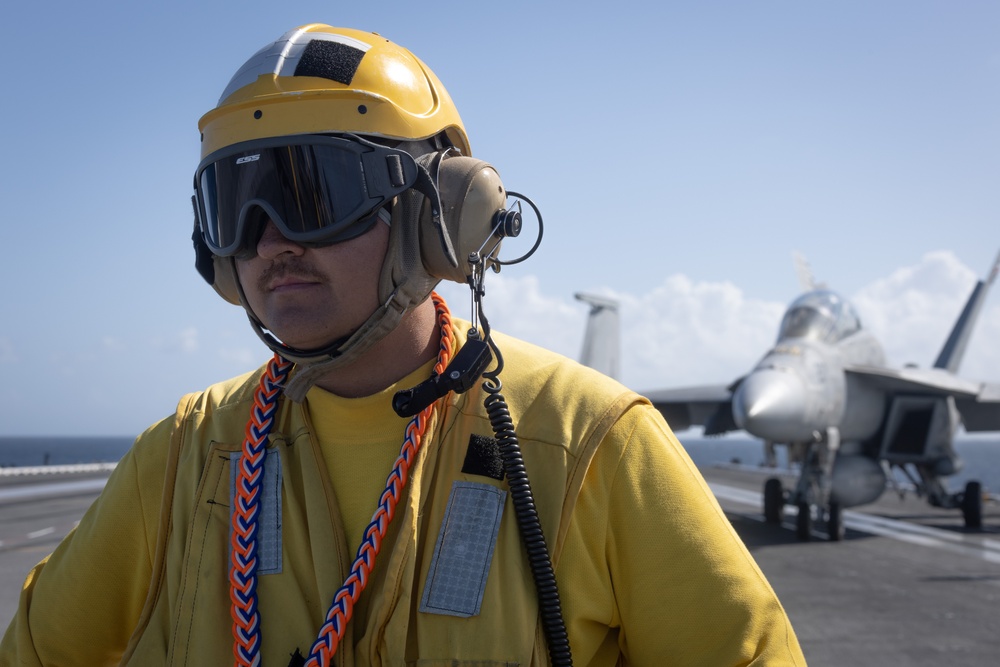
256, 220, 305, 260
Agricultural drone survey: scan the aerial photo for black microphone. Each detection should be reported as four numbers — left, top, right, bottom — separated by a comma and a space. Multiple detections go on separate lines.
392, 335, 493, 417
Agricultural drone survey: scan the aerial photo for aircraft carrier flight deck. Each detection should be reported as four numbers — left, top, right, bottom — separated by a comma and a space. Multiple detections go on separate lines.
1, 464, 997, 666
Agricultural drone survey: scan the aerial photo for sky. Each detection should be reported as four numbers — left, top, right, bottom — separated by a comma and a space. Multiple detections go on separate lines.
1, 1, 998, 437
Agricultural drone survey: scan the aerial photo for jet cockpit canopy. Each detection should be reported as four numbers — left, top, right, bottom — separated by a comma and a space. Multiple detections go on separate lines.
778, 290, 862, 343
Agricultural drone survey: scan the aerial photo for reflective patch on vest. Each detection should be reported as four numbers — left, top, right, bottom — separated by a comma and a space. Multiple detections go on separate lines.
420, 481, 506, 618
229, 448, 282, 575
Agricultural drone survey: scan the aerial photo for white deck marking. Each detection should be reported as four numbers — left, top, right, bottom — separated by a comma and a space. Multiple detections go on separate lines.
708, 481, 1000, 564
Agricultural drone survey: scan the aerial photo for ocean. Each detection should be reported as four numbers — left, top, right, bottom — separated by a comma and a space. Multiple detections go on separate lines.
0, 436, 134, 468
0, 434, 997, 495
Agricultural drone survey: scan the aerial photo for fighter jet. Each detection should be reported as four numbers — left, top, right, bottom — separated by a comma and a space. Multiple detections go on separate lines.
576, 252, 1000, 541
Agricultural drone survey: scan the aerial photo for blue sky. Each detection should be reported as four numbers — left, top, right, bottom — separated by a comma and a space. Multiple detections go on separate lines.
2, 1, 999, 436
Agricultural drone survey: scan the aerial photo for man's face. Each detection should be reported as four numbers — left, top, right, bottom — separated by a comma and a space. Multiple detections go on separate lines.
235, 218, 388, 350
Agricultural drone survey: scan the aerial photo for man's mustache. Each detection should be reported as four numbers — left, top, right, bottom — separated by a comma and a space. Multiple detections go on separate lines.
257, 260, 326, 292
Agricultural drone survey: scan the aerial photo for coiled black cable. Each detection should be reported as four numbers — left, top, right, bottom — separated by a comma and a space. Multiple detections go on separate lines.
468, 192, 570, 664
482, 372, 573, 667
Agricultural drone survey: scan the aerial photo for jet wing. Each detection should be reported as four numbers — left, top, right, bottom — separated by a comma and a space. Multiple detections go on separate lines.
846, 365, 1000, 432
640, 383, 739, 435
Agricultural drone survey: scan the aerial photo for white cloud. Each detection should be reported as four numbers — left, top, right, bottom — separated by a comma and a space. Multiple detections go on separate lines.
150, 327, 200, 354
178, 327, 198, 354
614, 277, 785, 390
219, 345, 260, 368
852, 251, 1000, 378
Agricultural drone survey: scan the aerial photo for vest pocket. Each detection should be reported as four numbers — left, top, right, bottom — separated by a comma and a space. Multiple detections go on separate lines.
166, 441, 241, 665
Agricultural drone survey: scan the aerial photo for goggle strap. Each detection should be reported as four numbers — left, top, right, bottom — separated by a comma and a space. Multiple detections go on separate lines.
415, 151, 458, 268
386, 154, 406, 188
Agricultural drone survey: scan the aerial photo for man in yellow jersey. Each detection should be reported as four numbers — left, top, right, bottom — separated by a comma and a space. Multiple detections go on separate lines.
1, 25, 806, 666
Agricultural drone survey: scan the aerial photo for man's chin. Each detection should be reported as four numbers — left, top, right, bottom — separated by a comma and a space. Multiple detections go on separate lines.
252, 300, 373, 353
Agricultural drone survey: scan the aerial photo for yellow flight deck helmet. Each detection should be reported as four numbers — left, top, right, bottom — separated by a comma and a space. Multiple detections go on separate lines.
192, 24, 512, 400
198, 24, 471, 158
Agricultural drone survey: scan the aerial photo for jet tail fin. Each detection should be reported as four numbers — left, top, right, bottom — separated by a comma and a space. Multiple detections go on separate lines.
933, 250, 1000, 373
575, 292, 620, 380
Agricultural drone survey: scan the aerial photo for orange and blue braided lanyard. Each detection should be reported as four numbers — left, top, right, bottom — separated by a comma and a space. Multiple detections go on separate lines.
231, 293, 455, 667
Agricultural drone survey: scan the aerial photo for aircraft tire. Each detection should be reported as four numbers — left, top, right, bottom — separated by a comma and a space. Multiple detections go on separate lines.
826, 500, 844, 541
795, 502, 812, 541
962, 480, 983, 529
763, 478, 784, 524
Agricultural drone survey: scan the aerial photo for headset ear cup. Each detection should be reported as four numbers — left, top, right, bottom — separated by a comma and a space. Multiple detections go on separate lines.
212, 256, 242, 305
421, 156, 507, 283
192, 195, 216, 285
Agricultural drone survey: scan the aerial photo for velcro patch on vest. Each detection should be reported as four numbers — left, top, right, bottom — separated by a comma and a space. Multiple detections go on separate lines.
420, 481, 506, 618
462, 434, 504, 480
229, 448, 283, 575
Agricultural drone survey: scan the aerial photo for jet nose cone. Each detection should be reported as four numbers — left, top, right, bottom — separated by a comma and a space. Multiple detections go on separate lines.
732, 370, 808, 442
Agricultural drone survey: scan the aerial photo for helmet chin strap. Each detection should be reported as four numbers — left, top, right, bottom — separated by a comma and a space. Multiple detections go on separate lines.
242, 288, 423, 403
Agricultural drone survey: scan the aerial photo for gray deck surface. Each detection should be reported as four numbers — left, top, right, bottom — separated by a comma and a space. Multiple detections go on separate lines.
1, 466, 998, 665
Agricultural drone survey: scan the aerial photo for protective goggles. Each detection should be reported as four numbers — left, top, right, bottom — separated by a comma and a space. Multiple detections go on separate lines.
194, 134, 420, 256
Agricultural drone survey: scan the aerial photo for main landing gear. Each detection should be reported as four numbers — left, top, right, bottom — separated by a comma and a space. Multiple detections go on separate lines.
762, 477, 844, 541
764, 427, 844, 541
768, 475, 986, 540
961, 480, 983, 529
912, 465, 984, 531
764, 478, 784, 524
